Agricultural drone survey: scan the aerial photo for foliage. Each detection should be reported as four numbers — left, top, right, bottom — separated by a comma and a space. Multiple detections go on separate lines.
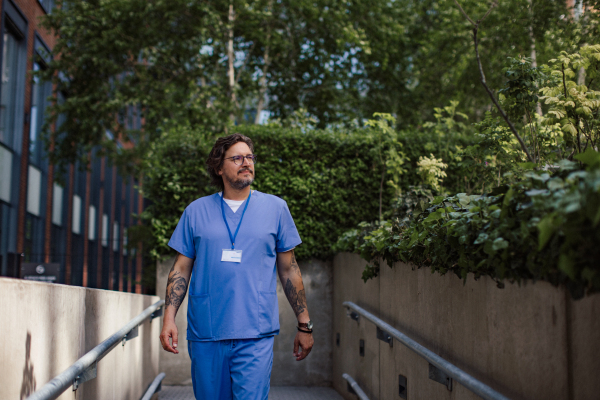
499, 56, 545, 122
338, 45, 600, 298
398, 0, 574, 124
38, 0, 581, 176
392, 103, 476, 194
141, 125, 399, 260
37, 0, 411, 173
364, 114, 407, 217
539, 44, 600, 154
38, 0, 224, 175
416, 154, 448, 191
337, 154, 600, 298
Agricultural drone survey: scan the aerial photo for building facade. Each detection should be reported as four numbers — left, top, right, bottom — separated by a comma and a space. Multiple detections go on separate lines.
0, 0, 147, 293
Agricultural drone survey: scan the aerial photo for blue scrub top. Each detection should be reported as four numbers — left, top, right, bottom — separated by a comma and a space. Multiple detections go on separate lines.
168, 190, 302, 341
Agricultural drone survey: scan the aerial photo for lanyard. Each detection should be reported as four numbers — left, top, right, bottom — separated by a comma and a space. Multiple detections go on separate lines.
221, 190, 251, 249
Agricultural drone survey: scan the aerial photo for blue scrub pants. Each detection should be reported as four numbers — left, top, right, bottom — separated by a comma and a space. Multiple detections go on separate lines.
188, 336, 274, 400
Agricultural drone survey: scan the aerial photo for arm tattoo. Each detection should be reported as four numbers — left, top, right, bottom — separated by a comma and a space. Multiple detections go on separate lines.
165, 270, 188, 311
168, 254, 179, 273
290, 251, 301, 276
284, 278, 307, 317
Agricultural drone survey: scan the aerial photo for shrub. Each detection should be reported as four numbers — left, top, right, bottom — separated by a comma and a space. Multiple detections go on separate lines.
141, 124, 403, 260
336, 152, 600, 298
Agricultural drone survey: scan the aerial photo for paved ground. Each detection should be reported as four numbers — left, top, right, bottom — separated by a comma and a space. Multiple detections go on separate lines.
158, 385, 345, 400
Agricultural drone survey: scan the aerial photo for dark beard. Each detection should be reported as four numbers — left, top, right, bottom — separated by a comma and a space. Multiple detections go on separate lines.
227, 169, 254, 190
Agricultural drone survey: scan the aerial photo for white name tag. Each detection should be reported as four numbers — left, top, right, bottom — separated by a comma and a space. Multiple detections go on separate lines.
221, 249, 242, 263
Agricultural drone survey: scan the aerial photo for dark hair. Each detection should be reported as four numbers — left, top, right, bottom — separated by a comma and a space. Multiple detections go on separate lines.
206, 133, 254, 191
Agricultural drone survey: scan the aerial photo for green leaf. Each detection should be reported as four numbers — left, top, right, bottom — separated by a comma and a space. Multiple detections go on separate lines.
518, 162, 537, 170
492, 237, 509, 251
502, 188, 514, 208
474, 233, 488, 244
574, 148, 600, 168
537, 213, 558, 250
424, 212, 444, 222
558, 254, 576, 280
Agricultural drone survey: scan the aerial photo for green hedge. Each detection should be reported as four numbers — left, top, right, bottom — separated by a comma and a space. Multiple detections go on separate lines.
141, 124, 399, 260
336, 154, 600, 298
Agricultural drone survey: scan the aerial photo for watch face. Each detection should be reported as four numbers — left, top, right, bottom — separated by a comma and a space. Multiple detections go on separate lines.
307, 320, 313, 330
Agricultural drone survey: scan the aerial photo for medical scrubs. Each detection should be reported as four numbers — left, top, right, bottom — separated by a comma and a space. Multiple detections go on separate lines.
168, 191, 302, 399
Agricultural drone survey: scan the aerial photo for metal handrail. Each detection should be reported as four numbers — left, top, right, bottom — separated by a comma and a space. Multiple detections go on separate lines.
26, 299, 165, 400
342, 373, 370, 400
141, 372, 166, 400
343, 301, 510, 400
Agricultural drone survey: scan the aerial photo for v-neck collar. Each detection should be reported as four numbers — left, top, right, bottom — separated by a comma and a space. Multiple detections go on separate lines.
215, 190, 255, 216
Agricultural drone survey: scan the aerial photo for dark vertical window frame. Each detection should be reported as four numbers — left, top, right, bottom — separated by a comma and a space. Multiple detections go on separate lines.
101, 161, 113, 289
123, 176, 131, 291
70, 161, 86, 286
86, 147, 102, 288
113, 173, 122, 289
0, 0, 27, 278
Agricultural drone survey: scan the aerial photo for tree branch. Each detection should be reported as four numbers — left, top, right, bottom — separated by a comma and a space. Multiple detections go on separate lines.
452, 0, 476, 26
453, 0, 534, 163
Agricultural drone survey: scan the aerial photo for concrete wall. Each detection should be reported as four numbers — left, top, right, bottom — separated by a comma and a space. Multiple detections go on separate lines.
0, 277, 161, 400
156, 257, 333, 386
332, 253, 600, 400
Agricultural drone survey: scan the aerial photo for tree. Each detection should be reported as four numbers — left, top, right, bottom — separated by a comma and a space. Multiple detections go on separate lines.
40, 0, 379, 171
40, 0, 581, 174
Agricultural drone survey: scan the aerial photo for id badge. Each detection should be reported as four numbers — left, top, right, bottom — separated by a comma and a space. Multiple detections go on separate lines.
221, 249, 242, 263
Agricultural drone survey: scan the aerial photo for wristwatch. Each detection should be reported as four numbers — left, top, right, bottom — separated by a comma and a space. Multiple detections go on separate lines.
298, 320, 313, 331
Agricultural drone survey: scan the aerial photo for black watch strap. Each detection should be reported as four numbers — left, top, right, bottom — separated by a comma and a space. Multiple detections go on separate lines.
297, 326, 313, 334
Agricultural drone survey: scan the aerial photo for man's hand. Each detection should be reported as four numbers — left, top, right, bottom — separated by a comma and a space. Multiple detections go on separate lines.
160, 253, 193, 355
160, 319, 180, 354
293, 331, 314, 361
277, 250, 314, 361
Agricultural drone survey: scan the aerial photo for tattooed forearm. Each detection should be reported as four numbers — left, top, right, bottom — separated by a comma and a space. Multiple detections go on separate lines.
284, 278, 306, 317
165, 271, 188, 311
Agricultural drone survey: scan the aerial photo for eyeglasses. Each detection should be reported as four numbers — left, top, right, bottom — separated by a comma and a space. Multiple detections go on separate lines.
225, 155, 257, 165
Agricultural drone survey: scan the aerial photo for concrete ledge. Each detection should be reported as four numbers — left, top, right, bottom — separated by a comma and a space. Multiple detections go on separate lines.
332, 253, 600, 400
0, 277, 160, 400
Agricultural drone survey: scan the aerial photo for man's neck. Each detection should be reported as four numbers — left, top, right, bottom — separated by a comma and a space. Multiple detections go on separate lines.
222, 186, 251, 201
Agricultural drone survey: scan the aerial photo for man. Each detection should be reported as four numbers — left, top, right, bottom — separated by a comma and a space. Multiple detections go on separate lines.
159, 133, 314, 399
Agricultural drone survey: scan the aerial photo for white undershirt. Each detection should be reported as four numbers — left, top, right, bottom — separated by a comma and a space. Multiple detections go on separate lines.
218, 191, 296, 251
219, 192, 249, 213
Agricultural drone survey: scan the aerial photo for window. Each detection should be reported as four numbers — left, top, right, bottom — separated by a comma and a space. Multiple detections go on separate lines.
29, 63, 40, 162
26, 166, 41, 216
37, 0, 54, 14
52, 183, 63, 225
113, 221, 119, 252
101, 214, 108, 247
72, 195, 81, 234
29, 36, 52, 165
0, 22, 24, 147
88, 205, 96, 240
0, 146, 12, 202
123, 229, 128, 256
